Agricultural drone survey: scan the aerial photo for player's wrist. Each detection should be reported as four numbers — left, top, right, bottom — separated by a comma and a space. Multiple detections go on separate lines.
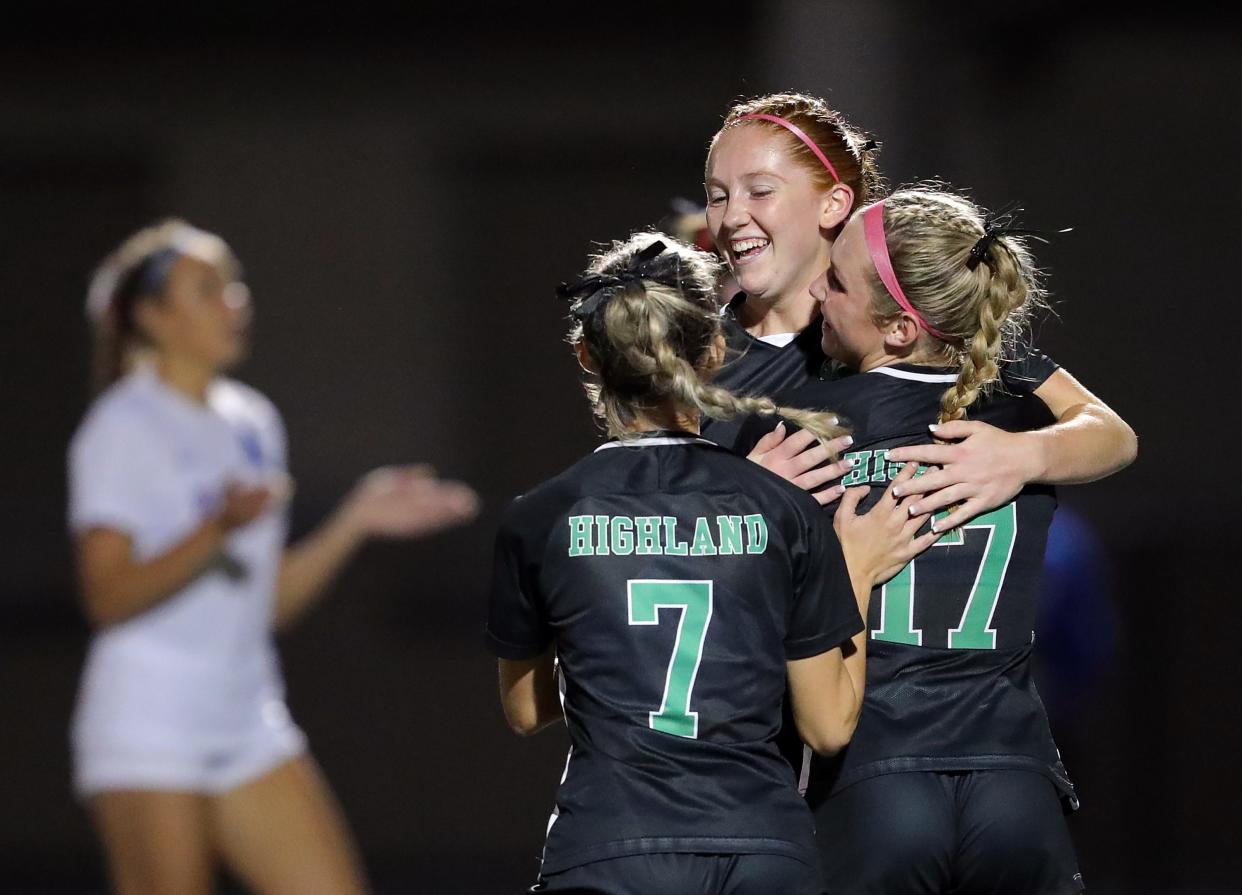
1016, 429, 1052, 485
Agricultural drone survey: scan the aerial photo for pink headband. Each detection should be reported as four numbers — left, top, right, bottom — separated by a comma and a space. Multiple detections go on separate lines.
737, 113, 841, 184
862, 201, 954, 343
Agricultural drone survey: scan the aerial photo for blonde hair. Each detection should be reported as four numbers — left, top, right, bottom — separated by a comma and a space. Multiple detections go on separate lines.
712, 92, 884, 214
86, 219, 239, 391
861, 188, 1047, 422
568, 232, 845, 444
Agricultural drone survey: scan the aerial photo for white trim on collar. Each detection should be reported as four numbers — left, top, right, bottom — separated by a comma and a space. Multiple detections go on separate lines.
757, 332, 798, 348
867, 366, 960, 383
595, 436, 717, 452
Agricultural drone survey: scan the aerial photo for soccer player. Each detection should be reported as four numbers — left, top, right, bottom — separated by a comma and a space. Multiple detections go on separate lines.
487, 233, 935, 895
704, 93, 1136, 516
741, 188, 1133, 894
69, 220, 479, 895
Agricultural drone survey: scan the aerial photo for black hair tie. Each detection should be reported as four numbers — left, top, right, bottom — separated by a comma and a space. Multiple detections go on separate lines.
966, 211, 1072, 270
558, 240, 671, 320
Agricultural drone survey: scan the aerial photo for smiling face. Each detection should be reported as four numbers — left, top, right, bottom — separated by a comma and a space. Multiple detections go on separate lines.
704, 124, 835, 307
135, 254, 251, 372
812, 214, 888, 369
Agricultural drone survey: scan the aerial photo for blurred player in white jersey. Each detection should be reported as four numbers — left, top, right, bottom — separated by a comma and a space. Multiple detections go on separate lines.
68, 219, 479, 895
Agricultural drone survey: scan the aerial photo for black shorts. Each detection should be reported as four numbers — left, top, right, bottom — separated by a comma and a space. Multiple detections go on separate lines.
531, 852, 824, 895
813, 770, 1084, 895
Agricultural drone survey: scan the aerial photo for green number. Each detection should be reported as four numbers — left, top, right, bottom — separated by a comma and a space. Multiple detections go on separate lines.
627, 580, 713, 738
872, 503, 1017, 650
872, 562, 922, 645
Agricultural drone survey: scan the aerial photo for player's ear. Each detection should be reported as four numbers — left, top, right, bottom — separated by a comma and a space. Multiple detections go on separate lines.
882, 313, 921, 353
700, 332, 727, 376
575, 340, 600, 374
131, 295, 167, 346
820, 183, 855, 231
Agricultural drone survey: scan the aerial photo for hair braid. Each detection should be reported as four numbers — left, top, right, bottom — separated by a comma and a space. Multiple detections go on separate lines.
568, 232, 845, 449
861, 187, 1047, 423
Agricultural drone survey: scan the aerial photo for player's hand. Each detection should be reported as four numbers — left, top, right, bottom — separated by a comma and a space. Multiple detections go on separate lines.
342, 464, 480, 539
746, 421, 855, 506
217, 482, 275, 531
833, 463, 937, 588
885, 420, 1040, 532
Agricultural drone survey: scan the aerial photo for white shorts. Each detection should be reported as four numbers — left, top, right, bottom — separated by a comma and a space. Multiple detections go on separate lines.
72, 697, 308, 798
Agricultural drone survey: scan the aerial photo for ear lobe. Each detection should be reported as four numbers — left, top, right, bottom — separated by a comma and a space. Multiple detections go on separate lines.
701, 332, 727, 376
820, 184, 856, 230
884, 314, 922, 352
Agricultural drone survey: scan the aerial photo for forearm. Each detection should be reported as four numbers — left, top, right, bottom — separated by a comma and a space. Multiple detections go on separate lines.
82, 521, 227, 626
499, 651, 562, 736
839, 574, 872, 723
1024, 402, 1137, 485
274, 506, 365, 629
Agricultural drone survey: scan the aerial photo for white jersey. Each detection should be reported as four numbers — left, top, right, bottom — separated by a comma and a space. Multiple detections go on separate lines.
67, 365, 294, 768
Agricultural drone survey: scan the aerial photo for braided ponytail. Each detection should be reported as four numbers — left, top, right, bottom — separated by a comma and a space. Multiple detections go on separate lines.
861, 189, 1046, 422
567, 232, 845, 446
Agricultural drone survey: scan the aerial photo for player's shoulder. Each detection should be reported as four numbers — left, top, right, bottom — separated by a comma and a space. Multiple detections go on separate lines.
699, 440, 825, 524
70, 371, 161, 456
998, 348, 1059, 395
497, 449, 609, 533
210, 377, 283, 432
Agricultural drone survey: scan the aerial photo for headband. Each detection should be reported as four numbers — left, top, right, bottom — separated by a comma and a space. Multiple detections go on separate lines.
134, 247, 184, 296
862, 201, 955, 343
737, 113, 841, 184
86, 223, 232, 322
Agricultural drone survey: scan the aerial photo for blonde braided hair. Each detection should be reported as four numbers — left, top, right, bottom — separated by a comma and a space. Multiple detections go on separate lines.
861, 189, 1047, 422
568, 232, 845, 445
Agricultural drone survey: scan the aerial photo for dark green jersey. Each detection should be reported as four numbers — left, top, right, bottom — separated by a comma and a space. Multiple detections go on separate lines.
487, 433, 862, 874
738, 354, 1078, 808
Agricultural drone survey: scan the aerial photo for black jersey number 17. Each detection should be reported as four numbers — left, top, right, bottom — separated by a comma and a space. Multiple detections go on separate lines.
627, 580, 714, 739
873, 503, 1017, 649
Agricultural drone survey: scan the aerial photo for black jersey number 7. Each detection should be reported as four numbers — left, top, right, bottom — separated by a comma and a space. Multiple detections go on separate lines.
627, 580, 714, 739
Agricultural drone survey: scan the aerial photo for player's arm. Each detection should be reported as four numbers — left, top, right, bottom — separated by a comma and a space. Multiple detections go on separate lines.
275, 466, 478, 629
498, 647, 562, 737
788, 466, 935, 755
885, 368, 1137, 531
76, 485, 270, 627
786, 641, 861, 756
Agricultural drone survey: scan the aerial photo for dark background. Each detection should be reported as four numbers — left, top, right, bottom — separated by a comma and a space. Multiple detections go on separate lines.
2, 2, 1240, 893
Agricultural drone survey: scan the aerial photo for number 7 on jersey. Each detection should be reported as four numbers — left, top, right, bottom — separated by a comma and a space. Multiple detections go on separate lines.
627, 580, 713, 739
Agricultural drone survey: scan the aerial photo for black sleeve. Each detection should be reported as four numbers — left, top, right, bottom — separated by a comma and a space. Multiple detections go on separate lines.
485, 501, 553, 660
1000, 348, 1059, 395
732, 412, 782, 457
784, 506, 864, 660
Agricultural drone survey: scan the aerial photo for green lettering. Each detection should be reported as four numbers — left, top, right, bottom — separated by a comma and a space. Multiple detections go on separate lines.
744, 514, 768, 554
635, 516, 663, 555
611, 516, 634, 555
663, 517, 688, 555
716, 515, 744, 555
842, 450, 873, 486
689, 517, 717, 556
567, 515, 594, 556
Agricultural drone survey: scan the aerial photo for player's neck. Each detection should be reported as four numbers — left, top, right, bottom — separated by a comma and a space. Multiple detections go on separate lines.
736, 287, 818, 338
858, 344, 949, 373
622, 404, 701, 437
155, 354, 215, 404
